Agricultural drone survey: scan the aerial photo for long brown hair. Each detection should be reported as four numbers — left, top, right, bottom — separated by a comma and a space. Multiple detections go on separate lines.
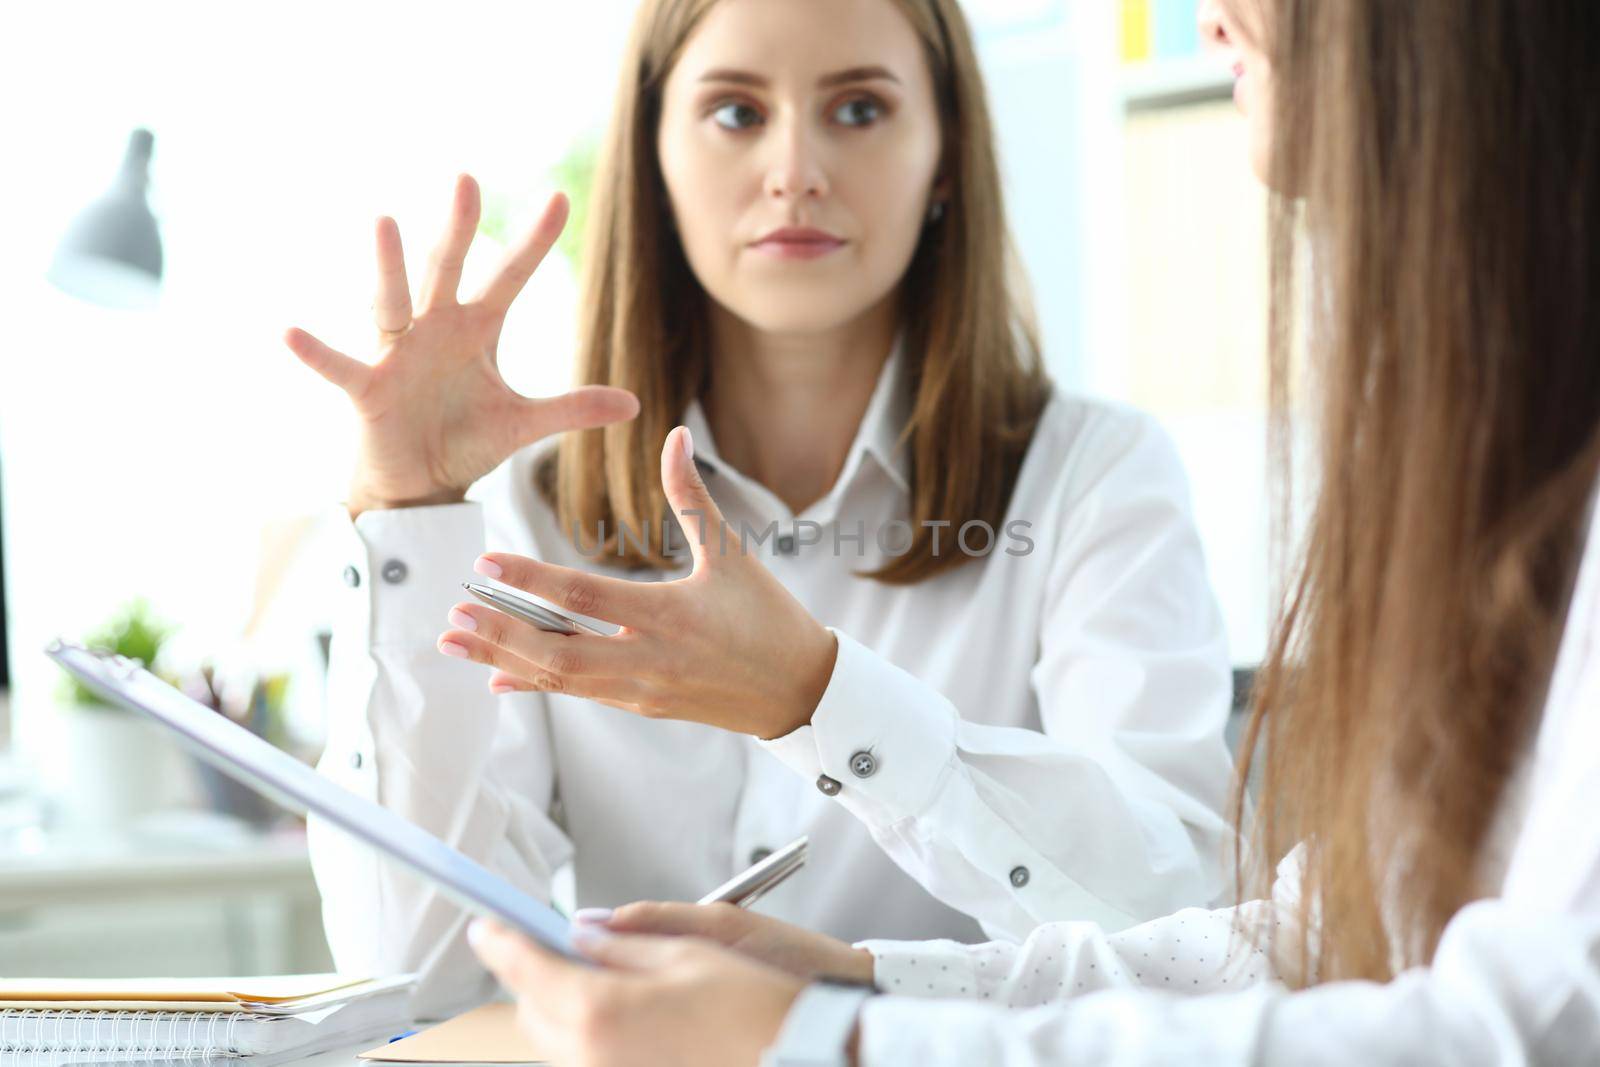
1236, 0, 1600, 984
541, 0, 1050, 583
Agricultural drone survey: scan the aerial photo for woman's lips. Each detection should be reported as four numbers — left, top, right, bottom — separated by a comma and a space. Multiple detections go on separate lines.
750, 228, 846, 260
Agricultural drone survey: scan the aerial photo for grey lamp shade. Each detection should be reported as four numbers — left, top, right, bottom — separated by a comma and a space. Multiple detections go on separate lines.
48, 128, 164, 310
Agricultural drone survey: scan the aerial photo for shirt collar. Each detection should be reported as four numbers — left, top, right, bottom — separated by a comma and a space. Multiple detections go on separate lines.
680, 336, 913, 498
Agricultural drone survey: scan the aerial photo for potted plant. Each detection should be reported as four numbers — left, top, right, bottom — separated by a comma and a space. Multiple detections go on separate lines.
51, 598, 192, 829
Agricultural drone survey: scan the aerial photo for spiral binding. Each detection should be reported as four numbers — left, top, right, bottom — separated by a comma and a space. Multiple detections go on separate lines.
0, 1008, 252, 1058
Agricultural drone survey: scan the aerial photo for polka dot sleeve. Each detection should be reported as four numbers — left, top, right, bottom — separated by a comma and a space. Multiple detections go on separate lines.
858, 845, 1306, 1007
856, 938, 989, 999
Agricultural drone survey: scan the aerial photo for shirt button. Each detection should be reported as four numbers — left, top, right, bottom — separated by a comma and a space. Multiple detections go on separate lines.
749, 847, 774, 866
342, 565, 362, 588
1009, 865, 1031, 889
776, 534, 797, 555
349, 752, 364, 770
848, 751, 878, 779
380, 559, 408, 585
815, 774, 842, 797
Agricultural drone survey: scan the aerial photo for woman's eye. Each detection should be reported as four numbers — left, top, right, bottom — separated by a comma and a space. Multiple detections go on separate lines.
832, 97, 884, 127
712, 102, 763, 131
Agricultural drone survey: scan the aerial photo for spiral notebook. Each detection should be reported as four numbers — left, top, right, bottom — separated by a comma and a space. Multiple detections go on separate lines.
0, 977, 412, 1061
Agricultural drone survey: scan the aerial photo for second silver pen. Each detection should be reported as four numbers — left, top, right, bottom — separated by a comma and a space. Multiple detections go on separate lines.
697, 835, 809, 908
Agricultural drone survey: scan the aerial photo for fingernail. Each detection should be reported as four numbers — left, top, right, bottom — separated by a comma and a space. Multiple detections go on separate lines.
467, 918, 489, 949
438, 641, 470, 659
448, 608, 478, 632
572, 925, 611, 951
681, 426, 694, 461
573, 907, 614, 926
490, 683, 515, 695
474, 556, 503, 579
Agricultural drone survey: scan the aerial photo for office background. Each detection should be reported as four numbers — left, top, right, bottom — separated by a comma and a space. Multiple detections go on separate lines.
0, 0, 1262, 975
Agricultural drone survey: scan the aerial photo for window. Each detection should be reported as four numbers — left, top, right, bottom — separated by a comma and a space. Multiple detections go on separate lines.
972, 0, 1272, 664
0, 0, 639, 752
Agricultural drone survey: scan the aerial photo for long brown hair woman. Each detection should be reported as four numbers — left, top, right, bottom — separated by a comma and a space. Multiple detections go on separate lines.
288, 0, 1239, 1016
465, 0, 1600, 1063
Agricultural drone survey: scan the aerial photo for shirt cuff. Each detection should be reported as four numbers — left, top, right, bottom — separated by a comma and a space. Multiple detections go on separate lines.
334, 500, 487, 649
856, 939, 980, 999
757, 629, 958, 818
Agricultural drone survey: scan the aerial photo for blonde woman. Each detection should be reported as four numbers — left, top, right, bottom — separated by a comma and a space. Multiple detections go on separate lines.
465, 0, 1600, 1063
289, 0, 1235, 1016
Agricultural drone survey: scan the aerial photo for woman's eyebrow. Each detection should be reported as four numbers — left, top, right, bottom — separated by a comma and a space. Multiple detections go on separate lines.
698, 68, 768, 87
817, 65, 901, 89
696, 65, 902, 89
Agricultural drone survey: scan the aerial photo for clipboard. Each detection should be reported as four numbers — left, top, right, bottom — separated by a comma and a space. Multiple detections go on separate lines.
46, 639, 575, 958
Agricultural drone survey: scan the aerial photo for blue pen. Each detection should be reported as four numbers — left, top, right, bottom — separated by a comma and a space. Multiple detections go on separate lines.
387, 1030, 418, 1044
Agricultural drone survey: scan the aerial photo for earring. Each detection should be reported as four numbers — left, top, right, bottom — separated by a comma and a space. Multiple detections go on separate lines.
927, 201, 946, 224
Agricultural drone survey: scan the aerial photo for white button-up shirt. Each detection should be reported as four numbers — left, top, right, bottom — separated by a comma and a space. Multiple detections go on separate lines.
307, 349, 1236, 1016
851, 497, 1600, 1065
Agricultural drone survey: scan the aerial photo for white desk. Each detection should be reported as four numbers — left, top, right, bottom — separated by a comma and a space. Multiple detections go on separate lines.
290, 1038, 393, 1067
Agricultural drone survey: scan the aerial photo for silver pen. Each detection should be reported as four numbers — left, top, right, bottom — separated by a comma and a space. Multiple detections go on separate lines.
698, 835, 808, 909
462, 581, 606, 637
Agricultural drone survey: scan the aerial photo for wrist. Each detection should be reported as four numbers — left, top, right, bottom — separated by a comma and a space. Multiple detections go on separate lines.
759, 979, 872, 1067
346, 483, 467, 520
764, 625, 838, 741
828, 947, 875, 988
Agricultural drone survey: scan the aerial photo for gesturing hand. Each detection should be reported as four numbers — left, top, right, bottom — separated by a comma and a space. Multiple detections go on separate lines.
285, 174, 638, 517
437, 425, 840, 741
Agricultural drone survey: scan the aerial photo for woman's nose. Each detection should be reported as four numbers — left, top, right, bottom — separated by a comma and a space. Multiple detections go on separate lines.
763, 118, 829, 202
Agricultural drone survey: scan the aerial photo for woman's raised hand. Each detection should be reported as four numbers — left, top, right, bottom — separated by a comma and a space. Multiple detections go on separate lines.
285, 174, 639, 517
437, 425, 840, 740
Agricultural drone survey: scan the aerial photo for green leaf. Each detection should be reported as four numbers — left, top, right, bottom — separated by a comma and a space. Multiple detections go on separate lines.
57, 597, 174, 711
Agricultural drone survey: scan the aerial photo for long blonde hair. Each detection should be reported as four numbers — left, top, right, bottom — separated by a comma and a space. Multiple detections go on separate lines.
1238, 0, 1600, 984
541, 0, 1051, 584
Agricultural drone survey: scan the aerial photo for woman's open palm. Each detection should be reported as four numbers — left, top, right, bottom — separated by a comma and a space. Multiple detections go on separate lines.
285, 174, 638, 513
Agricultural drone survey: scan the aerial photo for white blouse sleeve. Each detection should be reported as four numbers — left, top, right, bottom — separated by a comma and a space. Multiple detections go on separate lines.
761, 414, 1237, 936
853, 845, 1600, 1065
849, 501, 1600, 1066
306, 471, 573, 1018
856, 899, 1600, 1066
857, 845, 1303, 1005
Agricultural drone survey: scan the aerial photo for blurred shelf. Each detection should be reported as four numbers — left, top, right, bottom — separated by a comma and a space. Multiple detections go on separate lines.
0, 825, 331, 977
1122, 55, 1234, 110
0, 828, 314, 906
